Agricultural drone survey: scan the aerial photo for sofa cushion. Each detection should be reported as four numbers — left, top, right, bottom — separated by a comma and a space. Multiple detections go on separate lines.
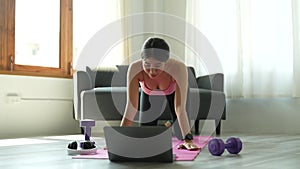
187, 67, 197, 88
90, 65, 196, 88
80, 87, 225, 121
89, 65, 129, 87
112, 65, 129, 87
85, 66, 117, 87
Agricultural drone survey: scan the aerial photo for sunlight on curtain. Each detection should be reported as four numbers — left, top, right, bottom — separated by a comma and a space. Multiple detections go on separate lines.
292, 0, 300, 97
186, 0, 299, 98
73, 0, 123, 69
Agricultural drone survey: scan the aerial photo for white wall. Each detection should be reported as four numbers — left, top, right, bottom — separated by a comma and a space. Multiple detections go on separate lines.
0, 75, 80, 139
196, 98, 300, 135
221, 98, 300, 134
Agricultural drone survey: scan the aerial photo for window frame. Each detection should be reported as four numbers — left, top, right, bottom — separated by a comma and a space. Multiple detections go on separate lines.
0, 0, 73, 78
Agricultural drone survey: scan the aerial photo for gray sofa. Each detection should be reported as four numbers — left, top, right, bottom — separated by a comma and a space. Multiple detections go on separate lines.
73, 65, 226, 135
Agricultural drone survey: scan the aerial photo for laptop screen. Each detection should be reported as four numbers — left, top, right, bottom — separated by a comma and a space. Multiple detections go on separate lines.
104, 126, 173, 162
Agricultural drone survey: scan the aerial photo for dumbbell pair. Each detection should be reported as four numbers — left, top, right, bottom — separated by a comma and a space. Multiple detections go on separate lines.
208, 137, 242, 156
67, 120, 97, 155
68, 140, 95, 150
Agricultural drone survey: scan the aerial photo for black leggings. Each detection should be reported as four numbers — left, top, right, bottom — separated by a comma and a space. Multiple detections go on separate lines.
139, 91, 183, 139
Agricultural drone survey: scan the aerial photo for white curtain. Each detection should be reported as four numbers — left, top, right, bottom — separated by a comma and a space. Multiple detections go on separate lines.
73, 0, 123, 68
185, 0, 300, 98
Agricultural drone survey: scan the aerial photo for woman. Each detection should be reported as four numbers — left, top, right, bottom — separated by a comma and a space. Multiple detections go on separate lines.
120, 37, 199, 150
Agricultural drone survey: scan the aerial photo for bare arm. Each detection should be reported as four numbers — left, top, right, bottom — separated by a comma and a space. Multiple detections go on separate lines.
120, 62, 141, 126
173, 62, 191, 138
168, 60, 200, 150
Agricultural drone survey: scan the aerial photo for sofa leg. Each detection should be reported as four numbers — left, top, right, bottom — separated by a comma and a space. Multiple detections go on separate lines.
215, 120, 221, 136
194, 120, 199, 135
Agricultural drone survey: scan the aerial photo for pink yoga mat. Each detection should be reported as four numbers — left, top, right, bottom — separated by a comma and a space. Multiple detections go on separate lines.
72, 136, 211, 161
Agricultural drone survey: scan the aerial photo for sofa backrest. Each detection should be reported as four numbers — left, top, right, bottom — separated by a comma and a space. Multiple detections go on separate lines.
85, 65, 127, 88
91, 65, 127, 87
187, 66, 197, 88
87, 65, 197, 88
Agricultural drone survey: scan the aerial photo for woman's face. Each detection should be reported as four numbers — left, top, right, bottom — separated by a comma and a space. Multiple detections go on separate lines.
142, 57, 165, 79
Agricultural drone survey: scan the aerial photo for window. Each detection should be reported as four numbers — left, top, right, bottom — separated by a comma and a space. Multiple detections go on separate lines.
15, 0, 60, 68
0, 0, 73, 78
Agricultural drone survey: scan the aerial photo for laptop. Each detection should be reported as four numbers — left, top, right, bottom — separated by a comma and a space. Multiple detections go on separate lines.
103, 126, 174, 162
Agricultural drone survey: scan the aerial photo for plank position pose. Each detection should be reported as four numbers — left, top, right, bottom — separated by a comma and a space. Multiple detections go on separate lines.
120, 37, 200, 150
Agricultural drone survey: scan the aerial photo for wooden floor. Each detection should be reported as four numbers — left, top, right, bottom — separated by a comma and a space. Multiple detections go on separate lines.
0, 133, 299, 169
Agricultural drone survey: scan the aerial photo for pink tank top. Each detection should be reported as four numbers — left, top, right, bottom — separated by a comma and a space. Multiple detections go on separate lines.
139, 80, 176, 96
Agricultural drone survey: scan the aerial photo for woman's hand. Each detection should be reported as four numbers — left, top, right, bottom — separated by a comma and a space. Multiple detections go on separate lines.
177, 140, 201, 151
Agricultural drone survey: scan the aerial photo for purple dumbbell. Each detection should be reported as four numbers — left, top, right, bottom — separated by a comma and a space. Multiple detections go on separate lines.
80, 119, 95, 141
208, 137, 242, 156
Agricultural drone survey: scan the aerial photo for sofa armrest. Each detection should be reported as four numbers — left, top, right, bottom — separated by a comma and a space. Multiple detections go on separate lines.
73, 71, 93, 120
196, 73, 224, 92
